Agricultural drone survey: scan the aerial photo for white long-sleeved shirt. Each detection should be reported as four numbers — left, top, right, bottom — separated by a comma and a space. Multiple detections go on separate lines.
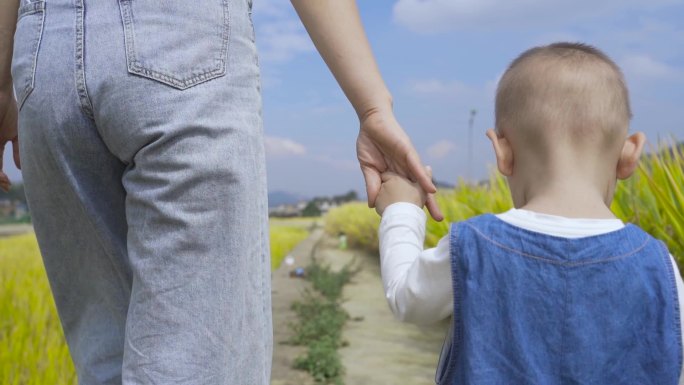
379, 202, 684, 383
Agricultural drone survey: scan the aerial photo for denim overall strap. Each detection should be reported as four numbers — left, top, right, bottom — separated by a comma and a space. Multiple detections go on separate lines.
436, 214, 681, 385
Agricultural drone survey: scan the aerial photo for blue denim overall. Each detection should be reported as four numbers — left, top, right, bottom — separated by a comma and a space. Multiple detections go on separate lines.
436, 214, 681, 385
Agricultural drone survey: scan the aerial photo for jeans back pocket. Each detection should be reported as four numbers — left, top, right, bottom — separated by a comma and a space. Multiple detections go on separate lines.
11, 0, 46, 109
118, 0, 230, 90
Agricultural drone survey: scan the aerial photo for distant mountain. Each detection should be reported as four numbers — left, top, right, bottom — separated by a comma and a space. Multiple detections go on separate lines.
268, 191, 308, 208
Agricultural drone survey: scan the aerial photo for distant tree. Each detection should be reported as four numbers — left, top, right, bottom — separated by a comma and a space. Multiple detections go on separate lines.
333, 190, 358, 204
0, 183, 27, 203
302, 201, 322, 217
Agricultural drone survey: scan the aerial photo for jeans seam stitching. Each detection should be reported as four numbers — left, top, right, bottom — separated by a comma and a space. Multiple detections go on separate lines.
74, 0, 94, 119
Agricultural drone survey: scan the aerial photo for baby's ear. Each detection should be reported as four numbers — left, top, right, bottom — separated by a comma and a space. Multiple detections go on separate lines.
616, 132, 646, 180
486, 129, 513, 176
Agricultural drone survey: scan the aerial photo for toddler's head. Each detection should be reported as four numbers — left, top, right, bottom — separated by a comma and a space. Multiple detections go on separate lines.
488, 42, 645, 211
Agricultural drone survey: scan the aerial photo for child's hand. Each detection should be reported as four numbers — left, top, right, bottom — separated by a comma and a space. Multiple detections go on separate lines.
375, 171, 428, 216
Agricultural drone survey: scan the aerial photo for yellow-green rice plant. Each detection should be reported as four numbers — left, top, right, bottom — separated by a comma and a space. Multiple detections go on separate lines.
1, 223, 310, 383
612, 142, 684, 268
0, 234, 76, 385
425, 172, 513, 247
324, 202, 380, 253
326, 141, 683, 270
270, 224, 310, 270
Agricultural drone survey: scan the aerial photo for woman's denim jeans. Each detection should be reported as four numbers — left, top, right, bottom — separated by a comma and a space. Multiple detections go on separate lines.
12, 0, 271, 383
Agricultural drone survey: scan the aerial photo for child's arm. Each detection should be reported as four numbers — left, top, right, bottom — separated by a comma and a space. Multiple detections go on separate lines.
376, 173, 453, 325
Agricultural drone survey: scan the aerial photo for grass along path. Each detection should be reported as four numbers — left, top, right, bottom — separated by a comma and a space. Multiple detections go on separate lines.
276, 231, 449, 385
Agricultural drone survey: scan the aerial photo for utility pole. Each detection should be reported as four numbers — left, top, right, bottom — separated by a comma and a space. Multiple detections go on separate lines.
468, 109, 477, 182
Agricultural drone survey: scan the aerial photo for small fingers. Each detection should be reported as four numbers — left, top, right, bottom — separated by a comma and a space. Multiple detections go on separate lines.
362, 165, 382, 208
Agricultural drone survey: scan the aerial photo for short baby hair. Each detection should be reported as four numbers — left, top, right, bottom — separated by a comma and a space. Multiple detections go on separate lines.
495, 43, 631, 149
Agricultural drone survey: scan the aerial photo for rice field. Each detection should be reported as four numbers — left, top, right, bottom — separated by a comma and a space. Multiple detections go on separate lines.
0, 218, 311, 384
1, 142, 680, 383
269, 218, 315, 269
325, 142, 684, 270
0, 234, 75, 385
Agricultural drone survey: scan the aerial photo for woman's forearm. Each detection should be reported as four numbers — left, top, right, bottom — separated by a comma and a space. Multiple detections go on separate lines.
290, 0, 392, 119
0, 0, 19, 90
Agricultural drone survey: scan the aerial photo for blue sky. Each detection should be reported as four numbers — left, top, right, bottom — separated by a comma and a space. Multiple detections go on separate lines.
4, 0, 684, 197
255, 0, 684, 197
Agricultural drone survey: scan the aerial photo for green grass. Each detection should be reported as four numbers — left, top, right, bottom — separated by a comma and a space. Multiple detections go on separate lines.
289, 256, 356, 384
1, 218, 312, 384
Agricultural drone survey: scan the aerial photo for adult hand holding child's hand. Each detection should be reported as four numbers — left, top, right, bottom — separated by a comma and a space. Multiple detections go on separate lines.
357, 108, 443, 220
374, 169, 429, 216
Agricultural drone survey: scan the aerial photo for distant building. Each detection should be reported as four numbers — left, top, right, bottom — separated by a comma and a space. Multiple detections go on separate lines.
268, 191, 357, 218
268, 203, 302, 217
0, 199, 30, 221
0, 199, 12, 217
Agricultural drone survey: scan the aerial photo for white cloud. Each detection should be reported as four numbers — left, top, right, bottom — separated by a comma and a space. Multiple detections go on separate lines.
253, 0, 315, 63
427, 140, 456, 159
620, 54, 683, 81
410, 79, 471, 96
392, 0, 679, 34
408, 78, 498, 105
264, 136, 307, 157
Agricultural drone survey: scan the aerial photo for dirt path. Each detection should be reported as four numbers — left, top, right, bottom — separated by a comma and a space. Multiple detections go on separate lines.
270, 228, 323, 385
0, 224, 32, 238
271, 228, 449, 385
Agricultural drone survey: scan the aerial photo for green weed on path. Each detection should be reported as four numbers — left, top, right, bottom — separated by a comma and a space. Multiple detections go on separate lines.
289, 251, 357, 385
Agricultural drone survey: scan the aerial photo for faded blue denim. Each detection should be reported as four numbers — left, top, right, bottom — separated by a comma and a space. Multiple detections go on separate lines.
437, 215, 681, 385
11, 0, 271, 384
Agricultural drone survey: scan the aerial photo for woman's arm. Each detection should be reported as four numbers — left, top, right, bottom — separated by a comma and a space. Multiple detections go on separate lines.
290, 0, 442, 221
0, 0, 20, 192
0, 0, 19, 89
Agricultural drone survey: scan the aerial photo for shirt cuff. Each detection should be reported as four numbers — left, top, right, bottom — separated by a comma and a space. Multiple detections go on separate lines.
382, 202, 427, 221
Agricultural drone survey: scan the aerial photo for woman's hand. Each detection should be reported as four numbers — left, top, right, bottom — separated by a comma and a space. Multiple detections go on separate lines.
357, 107, 443, 221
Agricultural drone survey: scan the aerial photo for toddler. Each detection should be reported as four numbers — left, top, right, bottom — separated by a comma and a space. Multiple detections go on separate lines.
375, 42, 684, 385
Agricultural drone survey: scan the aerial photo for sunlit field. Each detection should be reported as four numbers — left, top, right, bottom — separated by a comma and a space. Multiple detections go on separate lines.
0, 234, 75, 385
326, 142, 684, 270
269, 217, 315, 270
1, 143, 680, 383
0, 218, 312, 384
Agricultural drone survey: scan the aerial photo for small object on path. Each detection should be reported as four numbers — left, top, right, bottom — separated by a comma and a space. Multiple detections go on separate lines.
289, 267, 307, 278
284, 255, 295, 266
